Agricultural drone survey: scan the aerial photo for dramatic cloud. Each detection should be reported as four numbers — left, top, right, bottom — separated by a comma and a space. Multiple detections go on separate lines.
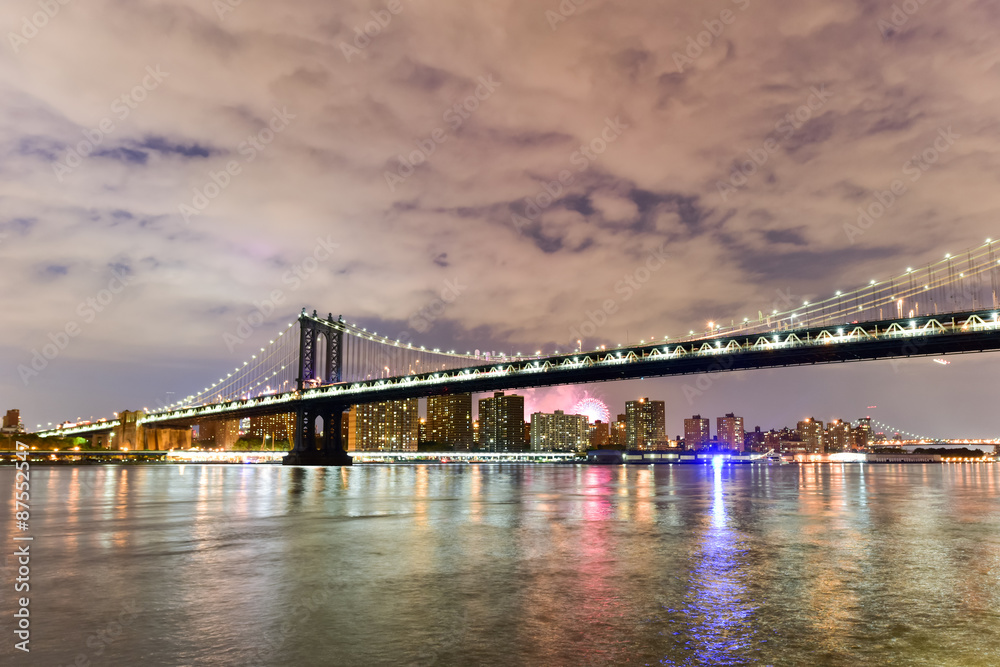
3, 0, 1000, 436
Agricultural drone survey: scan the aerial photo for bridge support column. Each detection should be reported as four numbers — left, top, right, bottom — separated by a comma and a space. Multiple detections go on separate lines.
283, 405, 351, 466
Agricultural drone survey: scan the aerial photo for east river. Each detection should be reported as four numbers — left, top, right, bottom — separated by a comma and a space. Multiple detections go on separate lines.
2, 463, 999, 666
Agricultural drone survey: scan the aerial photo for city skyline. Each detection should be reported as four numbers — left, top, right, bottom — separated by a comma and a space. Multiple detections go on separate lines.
6, 0, 1000, 438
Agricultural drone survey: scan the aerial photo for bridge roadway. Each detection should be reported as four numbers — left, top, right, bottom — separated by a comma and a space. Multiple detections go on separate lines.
41, 308, 1000, 440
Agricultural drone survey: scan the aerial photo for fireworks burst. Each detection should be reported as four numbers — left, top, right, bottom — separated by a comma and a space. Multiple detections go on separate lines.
572, 397, 611, 424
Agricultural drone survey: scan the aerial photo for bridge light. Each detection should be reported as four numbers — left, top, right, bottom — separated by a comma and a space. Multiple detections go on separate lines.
945, 253, 951, 258
772, 310, 777, 315
804, 301, 809, 306
870, 280, 876, 285
835, 291, 842, 296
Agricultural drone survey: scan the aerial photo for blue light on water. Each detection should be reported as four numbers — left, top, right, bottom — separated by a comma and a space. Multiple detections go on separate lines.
712, 455, 725, 468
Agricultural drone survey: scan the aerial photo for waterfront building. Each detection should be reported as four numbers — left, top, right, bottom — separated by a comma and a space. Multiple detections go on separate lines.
744, 426, 765, 451
684, 414, 711, 450
625, 398, 667, 450
478, 392, 526, 451
826, 419, 851, 452
2, 409, 23, 434
530, 410, 588, 451
590, 420, 610, 447
248, 413, 295, 441
852, 417, 872, 449
797, 418, 824, 453
347, 399, 419, 451
717, 413, 745, 451
426, 394, 473, 450
610, 414, 627, 447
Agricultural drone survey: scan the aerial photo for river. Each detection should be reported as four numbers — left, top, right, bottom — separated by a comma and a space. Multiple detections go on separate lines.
2, 463, 999, 665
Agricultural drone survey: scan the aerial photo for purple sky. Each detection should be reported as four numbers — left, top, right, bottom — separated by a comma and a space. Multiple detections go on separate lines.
3, 0, 1000, 438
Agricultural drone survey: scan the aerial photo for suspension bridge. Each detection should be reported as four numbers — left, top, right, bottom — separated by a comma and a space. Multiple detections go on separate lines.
37, 240, 1000, 464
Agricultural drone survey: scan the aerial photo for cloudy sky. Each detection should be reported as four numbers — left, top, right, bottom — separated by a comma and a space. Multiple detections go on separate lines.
3, 0, 1000, 437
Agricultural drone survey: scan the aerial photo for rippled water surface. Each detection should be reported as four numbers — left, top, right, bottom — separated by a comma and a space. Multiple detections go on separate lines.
3, 463, 1000, 666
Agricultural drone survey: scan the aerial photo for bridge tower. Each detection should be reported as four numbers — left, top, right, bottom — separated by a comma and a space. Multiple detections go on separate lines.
296, 309, 343, 390
285, 310, 352, 466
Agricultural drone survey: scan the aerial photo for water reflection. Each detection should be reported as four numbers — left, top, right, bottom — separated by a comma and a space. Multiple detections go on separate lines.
16, 463, 1000, 666
672, 464, 756, 666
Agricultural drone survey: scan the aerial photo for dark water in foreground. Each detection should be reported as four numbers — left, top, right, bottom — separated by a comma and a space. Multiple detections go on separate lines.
2, 463, 999, 666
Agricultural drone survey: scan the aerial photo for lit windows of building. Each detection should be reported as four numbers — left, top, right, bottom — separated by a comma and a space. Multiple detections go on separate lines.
716, 413, 745, 452
589, 420, 610, 448
826, 419, 851, 452
610, 414, 627, 448
625, 398, 667, 450
347, 399, 419, 451
530, 410, 589, 452
683, 415, 710, 450
426, 394, 473, 450
797, 418, 824, 453
477, 392, 526, 452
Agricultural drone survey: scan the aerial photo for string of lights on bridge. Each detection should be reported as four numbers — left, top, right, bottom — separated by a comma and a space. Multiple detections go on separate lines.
153, 237, 1000, 414
866, 418, 940, 442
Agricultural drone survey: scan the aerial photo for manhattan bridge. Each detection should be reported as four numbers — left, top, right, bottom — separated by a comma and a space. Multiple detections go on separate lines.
39, 240, 1000, 464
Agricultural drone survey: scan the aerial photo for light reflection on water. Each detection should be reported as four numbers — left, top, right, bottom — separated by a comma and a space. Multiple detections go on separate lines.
2, 463, 1000, 666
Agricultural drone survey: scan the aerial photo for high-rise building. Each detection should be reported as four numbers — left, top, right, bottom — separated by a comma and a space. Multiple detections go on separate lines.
684, 415, 710, 450
426, 394, 473, 450
744, 426, 765, 452
478, 392, 526, 451
826, 419, 851, 452
1, 409, 22, 434
797, 418, 824, 453
248, 413, 295, 442
347, 399, 419, 451
610, 414, 627, 448
590, 420, 610, 448
472, 420, 480, 446
851, 417, 872, 450
625, 398, 666, 450
530, 410, 589, 451
716, 413, 745, 451
196, 419, 240, 448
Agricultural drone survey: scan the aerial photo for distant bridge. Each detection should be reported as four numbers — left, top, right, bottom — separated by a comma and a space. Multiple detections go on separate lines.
38, 240, 1000, 464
